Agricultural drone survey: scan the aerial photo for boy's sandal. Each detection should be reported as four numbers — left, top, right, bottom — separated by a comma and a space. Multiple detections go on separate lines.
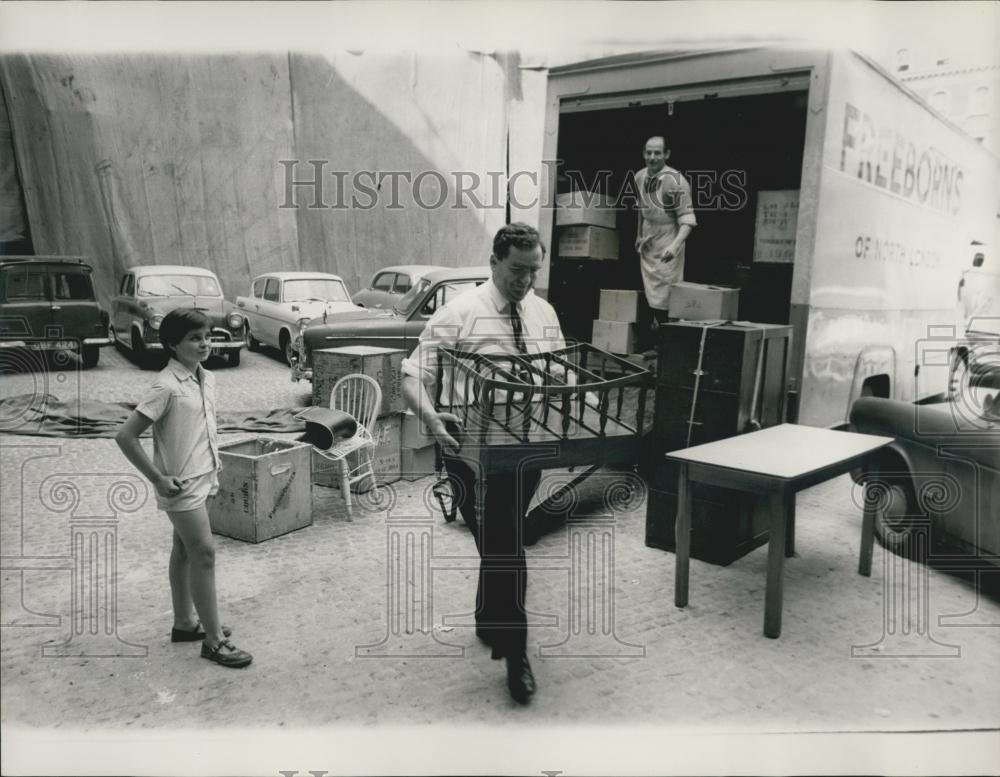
171, 622, 233, 642
200, 639, 253, 668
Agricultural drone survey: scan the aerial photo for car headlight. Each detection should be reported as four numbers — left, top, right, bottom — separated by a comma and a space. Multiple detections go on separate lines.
149, 314, 164, 330
296, 317, 311, 332
227, 312, 244, 330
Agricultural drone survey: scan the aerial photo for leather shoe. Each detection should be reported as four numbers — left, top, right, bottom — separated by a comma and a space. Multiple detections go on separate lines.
171, 622, 232, 642
200, 639, 253, 668
505, 653, 535, 704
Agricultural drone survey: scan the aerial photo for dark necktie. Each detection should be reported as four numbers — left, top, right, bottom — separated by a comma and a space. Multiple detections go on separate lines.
509, 302, 528, 355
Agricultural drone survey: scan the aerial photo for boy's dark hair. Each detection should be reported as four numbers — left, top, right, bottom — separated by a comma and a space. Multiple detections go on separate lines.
159, 308, 212, 355
492, 222, 546, 260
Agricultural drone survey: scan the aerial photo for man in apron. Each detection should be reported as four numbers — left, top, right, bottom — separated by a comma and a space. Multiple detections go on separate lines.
634, 135, 697, 323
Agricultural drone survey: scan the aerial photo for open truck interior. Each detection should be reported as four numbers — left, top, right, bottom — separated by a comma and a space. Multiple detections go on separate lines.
548, 80, 810, 350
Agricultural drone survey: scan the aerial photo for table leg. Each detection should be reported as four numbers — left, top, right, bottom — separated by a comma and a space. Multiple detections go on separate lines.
859, 457, 879, 577
784, 489, 796, 558
674, 463, 691, 608
764, 489, 788, 639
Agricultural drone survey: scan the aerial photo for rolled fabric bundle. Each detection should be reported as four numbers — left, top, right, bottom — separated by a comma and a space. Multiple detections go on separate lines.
295, 406, 358, 450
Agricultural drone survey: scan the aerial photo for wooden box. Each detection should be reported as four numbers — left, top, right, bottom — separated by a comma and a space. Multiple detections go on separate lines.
645, 460, 767, 566
312, 345, 405, 416
209, 438, 313, 543
558, 225, 620, 260
645, 322, 791, 563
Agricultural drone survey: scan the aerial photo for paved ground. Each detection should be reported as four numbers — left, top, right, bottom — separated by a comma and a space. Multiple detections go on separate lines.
2, 344, 999, 773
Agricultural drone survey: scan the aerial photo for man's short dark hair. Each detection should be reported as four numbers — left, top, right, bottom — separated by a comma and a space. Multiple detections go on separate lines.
492, 223, 546, 260
159, 308, 212, 355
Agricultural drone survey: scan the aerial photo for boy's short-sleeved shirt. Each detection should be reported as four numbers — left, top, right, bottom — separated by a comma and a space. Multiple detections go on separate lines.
136, 359, 220, 481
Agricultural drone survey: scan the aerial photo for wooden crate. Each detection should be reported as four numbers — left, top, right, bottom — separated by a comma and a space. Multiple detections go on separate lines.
209, 438, 313, 543
312, 345, 405, 416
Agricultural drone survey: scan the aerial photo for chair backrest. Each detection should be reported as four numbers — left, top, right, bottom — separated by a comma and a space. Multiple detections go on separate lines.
330, 373, 382, 434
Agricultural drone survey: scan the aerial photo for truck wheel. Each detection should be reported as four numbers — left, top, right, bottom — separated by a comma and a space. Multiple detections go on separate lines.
244, 324, 260, 352
228, 348, 242, 367
281, 331, 295, 367
82, 346, 99, 369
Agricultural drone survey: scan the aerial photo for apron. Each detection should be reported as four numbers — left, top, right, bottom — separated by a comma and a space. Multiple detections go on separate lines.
636, 167, 688, 310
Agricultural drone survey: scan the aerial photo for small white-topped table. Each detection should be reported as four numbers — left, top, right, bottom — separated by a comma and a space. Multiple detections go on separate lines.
666, 423, 894, 638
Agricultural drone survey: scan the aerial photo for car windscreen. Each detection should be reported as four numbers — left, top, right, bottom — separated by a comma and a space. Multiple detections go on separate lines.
138, 274, 221, 297
282, 279, 351, 303
395, 278, 433, 314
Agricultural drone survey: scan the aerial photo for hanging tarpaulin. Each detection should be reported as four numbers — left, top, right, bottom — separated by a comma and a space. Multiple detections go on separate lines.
286, 50, 508, 291
0, 53, 300, 305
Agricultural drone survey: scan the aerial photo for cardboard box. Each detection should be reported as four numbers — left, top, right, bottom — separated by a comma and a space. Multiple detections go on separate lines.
400, 444, 437, 481
209, 438, 313, 543
668, 282, 740, 322
558, 225, 619, 260
313, 412, 402, 491
599, 289, 646, 323
591, 319, 635, 355
312, 345, 405, 416
401, 409, 433, 449
555, 191, 617, 230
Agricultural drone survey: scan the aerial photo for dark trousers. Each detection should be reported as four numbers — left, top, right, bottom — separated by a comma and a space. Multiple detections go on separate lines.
443, 455, 540, 658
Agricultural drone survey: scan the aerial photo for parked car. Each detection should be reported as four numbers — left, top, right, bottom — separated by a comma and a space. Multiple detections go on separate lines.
0, 255, 112, 368
236, 271, 362, 366
292, 265, 490, 382
850, 394, 999, 566
352, 264, 447, 310
109, 265, 245, 367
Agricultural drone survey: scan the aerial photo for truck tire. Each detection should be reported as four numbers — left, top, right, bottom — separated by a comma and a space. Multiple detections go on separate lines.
228, 348, 242, 367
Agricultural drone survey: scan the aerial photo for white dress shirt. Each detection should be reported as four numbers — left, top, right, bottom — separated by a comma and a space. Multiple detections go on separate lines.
401, 278, 566, 406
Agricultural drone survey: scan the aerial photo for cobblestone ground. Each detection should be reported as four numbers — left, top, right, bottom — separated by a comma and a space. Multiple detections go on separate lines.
2, 345, 999, 768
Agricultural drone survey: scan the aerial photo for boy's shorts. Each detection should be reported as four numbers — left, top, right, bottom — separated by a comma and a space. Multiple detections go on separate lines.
156, 471, 220, 513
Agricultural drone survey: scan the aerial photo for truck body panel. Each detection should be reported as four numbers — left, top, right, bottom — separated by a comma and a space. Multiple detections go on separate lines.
541, 47, 999, 428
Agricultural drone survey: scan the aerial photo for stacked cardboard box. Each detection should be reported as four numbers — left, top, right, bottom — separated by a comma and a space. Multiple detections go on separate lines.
591, 289, 651, 355
667, 282, 740, 322
555, 190, 619, 261
400, 409, 437, 482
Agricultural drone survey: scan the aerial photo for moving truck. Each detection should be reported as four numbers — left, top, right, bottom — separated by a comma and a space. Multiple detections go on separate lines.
537, 47, 999, 428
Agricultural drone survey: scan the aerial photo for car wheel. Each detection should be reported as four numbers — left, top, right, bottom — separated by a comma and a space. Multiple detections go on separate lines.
281, 331, 295, 367
869, 472, 920, 554
131, 329, 151, 369
82, 346, 99, 369
228, 348, 242, 367
244, 324, 260, 352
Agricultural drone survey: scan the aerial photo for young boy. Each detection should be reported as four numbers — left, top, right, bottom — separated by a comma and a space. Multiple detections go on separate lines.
116, 308, 252, 668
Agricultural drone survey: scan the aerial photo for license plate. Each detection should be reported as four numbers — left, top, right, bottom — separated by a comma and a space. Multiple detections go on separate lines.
27, 340, 78, 351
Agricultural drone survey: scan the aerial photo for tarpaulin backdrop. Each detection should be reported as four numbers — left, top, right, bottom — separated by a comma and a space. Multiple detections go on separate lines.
0, 50, 535, 304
